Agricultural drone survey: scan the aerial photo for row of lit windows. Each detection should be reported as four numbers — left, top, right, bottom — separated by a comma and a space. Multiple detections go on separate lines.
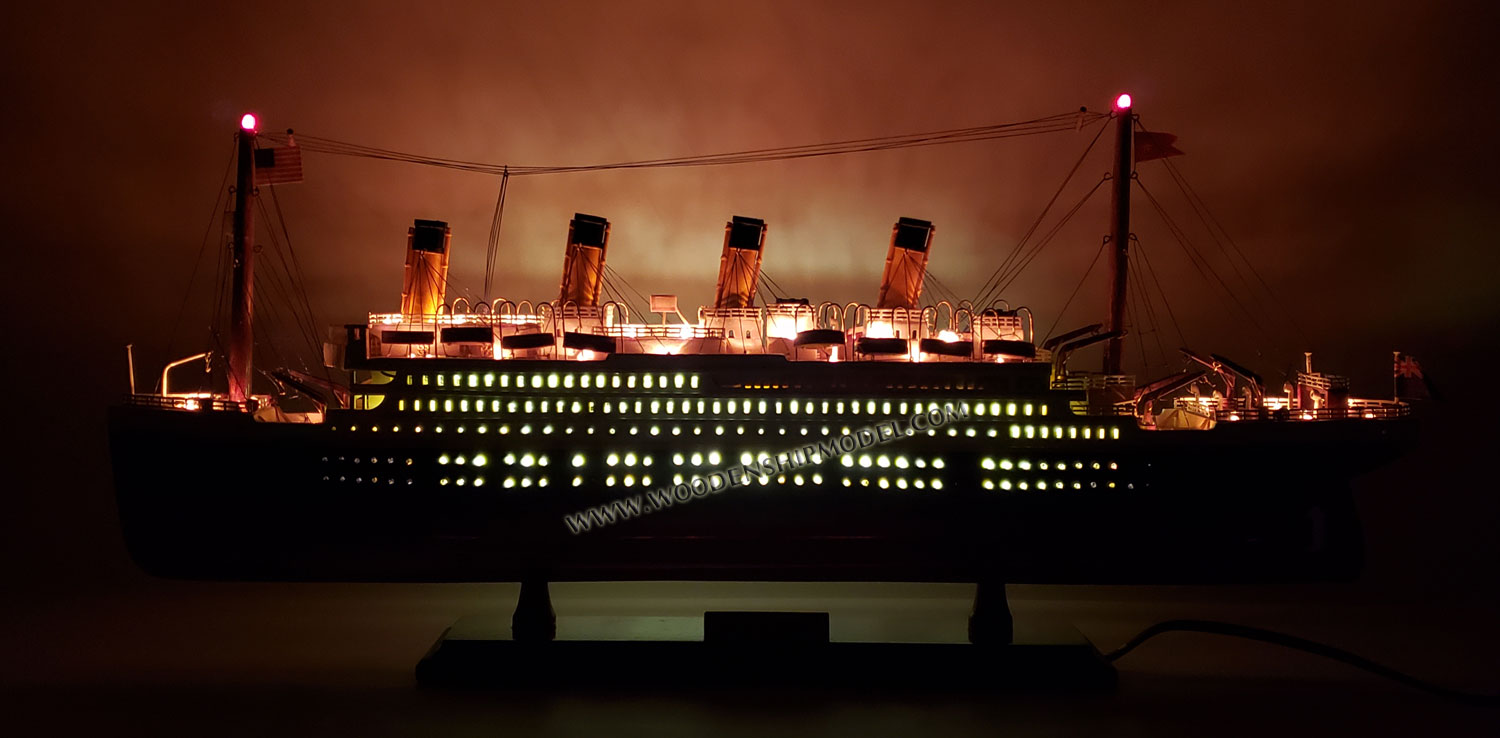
419, 451, 962, 472
595, 473, 950, 490
321, 455, 414, 466
436, 452, 555, 468
397, 371, 996, 395
317, 472, 1133, 492
331, 422, 1007, 438
336, 415, 1122, 440
405, 372, 701, 391
981, 458, 1119, 472
981, 479, 1134, 491
385, 397, 1053, 419
328, 423, 1128, 447
1010, 425, 1121, 440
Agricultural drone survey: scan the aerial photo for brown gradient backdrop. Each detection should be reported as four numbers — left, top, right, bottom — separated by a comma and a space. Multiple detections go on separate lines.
1, 1, 1497, 595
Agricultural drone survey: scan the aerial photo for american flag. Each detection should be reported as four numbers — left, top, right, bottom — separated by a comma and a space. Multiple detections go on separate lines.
253, 145, 303, 186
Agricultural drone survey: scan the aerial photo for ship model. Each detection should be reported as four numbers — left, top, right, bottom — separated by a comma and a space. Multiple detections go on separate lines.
109, 97, 1416, 627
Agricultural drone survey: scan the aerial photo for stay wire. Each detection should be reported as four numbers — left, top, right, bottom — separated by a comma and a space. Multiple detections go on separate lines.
1127, 235, 1169, 366
1135, 177, 1279, 350
973, 116, 1111, 308
483, 169, 509, 299
254, 196, 326, 365
262, 176, 335, 384
160, 137, 237, 392
1132, 234, 1190, 349
262, 111, 1102, 179
992, 176, 1108, 301
1160, 155, 1308, 347
1040, 235, 1109, 344
760, 269, 791, 302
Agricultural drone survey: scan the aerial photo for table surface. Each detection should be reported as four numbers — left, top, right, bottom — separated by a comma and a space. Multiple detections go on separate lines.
3, 580, 1497, 736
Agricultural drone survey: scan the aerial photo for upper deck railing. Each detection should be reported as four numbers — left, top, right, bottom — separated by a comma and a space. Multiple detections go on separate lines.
123, 394, 257, 413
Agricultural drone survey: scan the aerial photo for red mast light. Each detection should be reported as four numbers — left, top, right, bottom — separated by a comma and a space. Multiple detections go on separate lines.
1114, 93, 1132, 110
240, 113, 258, 131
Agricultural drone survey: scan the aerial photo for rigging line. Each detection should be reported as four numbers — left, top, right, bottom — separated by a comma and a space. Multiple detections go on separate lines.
1040, 235, 1109, 344
251, 241, 318, 367
265, 112, 1090, 169
600, 267, 651, 320
1156, 157, 1258, 308
279, 122, 1081, 178
508, 123, 1087, 176
1135, 178, 1279, 349
992, 176, 1109, 300
161, 138, 238, 391
760, 269, 791, 301
1132, 235, 1189, 351
262, 179, 332, 377
207, 199, 234, 381
924, 270, 958, 304
1126, 253, 1162, 369
599, 280, 637, 321
753, 281, 773, 308
254, 196, 325, 355
1161, 156, 1309, 346
258, 254, 321, 368
972, 116, 1112, 307
268, 122, 1079, 173
251, 292, 291, 374
980, 117, 1111, 291
1134, 117, 1273, 310
258, 161, 319, 327
603, 264, 654, 311
923, 271, 963, 311
483, 169, 509, 299
1126, 284, 1148, 372
1127, 235, 1168, 365
254, 199, 327, 363
1145, 142, 1284, 342
266, 113, 1101, 179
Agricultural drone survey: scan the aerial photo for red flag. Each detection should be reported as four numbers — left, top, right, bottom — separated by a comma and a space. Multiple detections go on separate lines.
1135, 131, 1184, 162
253, 145, 304, 185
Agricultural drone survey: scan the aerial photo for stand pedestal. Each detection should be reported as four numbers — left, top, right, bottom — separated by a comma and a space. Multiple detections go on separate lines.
416, 583, 1114, 690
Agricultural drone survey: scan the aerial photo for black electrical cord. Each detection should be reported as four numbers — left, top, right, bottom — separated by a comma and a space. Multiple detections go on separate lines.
1105, 619, 1500, 707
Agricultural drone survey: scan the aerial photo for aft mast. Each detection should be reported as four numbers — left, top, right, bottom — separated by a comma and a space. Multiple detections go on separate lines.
228, 114, 258, 405
1101, 94, 1133, 375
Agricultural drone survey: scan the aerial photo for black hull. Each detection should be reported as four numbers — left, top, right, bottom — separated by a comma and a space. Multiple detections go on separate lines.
108, 400, 1411, 584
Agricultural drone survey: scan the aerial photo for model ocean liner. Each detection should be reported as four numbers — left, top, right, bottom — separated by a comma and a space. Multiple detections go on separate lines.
109, 97, 1414, 591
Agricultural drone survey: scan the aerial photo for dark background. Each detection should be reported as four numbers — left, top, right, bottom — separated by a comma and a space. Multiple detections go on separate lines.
3, 1, 1499, 733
